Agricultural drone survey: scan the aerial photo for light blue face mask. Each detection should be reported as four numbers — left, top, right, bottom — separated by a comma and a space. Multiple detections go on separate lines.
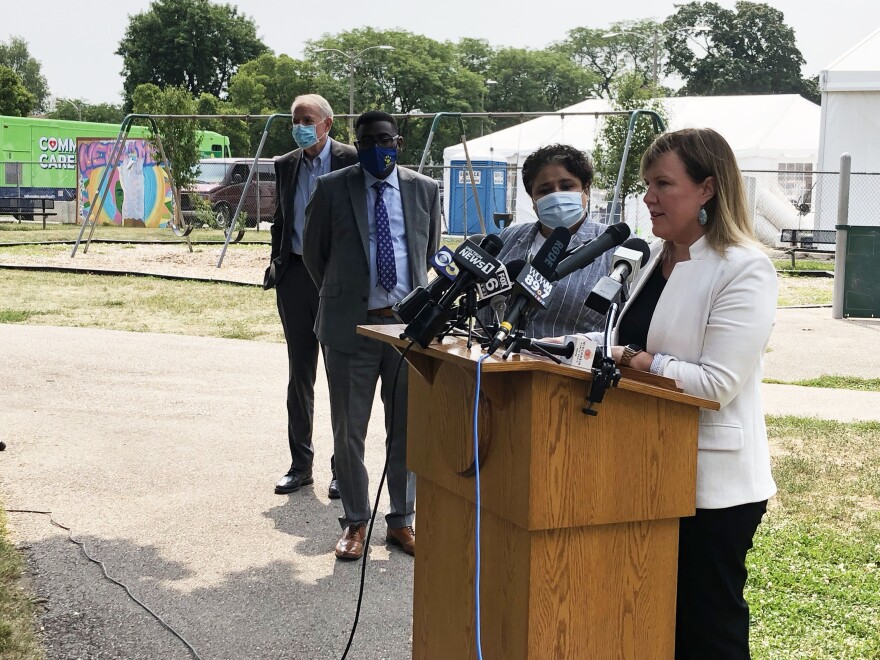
535, 191, 586, 229
292, 123, 320, 149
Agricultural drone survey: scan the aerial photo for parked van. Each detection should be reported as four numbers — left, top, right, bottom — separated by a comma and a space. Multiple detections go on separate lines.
180, 158, 276, 228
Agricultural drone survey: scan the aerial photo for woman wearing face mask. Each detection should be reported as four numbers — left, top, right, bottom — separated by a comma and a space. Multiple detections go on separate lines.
485, 143, 613, 337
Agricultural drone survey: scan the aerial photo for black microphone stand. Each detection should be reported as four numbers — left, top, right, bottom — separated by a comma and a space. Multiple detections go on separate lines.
583, 302, 621, 416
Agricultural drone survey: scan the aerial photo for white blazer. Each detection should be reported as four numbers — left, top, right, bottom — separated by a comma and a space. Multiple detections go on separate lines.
614, 236, 778, 509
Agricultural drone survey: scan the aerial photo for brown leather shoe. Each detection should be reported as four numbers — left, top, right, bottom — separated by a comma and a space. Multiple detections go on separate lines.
386, 525, 415, 556
335, 524, 366, 560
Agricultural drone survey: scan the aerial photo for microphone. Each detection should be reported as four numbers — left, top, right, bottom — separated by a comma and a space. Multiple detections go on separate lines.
584, 237, 651, 315
474, 263, 513, 302
393, 246, 458, 323
402, 233, 504, 347
486, 227, 571, 355
552, 223, 631, 282
436, 233, 504, 309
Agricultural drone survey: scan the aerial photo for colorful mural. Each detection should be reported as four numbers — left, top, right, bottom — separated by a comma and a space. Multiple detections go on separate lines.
77, 138, 173, 227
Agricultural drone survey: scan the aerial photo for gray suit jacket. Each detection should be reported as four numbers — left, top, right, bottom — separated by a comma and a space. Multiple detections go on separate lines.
303, 164, 441, 353
263, 139, 358, 289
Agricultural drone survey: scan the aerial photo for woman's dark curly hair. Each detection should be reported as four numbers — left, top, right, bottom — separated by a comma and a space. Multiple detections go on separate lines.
521, 144, 594, 196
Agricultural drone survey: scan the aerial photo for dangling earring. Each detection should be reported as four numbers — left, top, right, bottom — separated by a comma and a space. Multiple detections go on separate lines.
698, 207, 708, 226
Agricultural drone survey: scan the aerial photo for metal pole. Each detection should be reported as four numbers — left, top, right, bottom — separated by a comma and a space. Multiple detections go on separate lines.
217, 114, 283, 267
609, 109, 666, 225
831, 153, 851, 319
348, 55, 355, 144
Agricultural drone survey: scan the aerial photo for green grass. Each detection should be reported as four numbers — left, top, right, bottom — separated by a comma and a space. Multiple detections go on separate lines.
772, 258, 835, 271
0, 506, 44, 659
0, 270, 283, 343
777, 274, 834, 307
747, 416, 880, 658
765, 375, 880, 391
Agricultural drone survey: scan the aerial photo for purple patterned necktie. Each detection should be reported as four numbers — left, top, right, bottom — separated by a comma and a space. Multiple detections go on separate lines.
373, 181, 397, 292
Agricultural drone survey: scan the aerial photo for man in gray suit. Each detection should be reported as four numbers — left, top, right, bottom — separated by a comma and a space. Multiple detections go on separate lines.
304, 110, 441, 560
264, 94, 358, 498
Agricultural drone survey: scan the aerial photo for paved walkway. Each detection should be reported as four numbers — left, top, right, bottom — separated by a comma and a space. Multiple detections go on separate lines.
2, 307, 879, 659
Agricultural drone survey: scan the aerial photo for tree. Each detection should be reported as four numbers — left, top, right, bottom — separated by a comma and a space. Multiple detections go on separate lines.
485, 47, 599, 112
664, 1, 810, 97
227, 52, 340, 157
0, 36, 49, 111
194, 92, 250, 158
553, 21, 660, 99
307, 28, 484, 164
456, 38, 495, 79
0, 66, 35, 116
49, 99, 125, 123
592, 73, 667, 222
117, 0, 268, 107
131, 83, 201, 192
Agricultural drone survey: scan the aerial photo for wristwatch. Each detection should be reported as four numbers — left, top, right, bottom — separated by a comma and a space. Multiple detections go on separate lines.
620, 344, 643, 367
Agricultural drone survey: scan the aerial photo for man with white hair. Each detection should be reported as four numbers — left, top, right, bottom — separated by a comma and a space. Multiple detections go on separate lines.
264, 94, 357, 498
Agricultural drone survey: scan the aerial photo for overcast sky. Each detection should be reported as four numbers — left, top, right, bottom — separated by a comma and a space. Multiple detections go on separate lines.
4, 0, 878, 105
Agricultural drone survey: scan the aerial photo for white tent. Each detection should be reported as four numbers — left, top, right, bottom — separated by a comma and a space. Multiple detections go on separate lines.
442, 94, 820, 242
815, 26, 880, 229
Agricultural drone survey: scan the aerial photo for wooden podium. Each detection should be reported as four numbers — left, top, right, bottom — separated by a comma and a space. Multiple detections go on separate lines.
358, 325, 719, 660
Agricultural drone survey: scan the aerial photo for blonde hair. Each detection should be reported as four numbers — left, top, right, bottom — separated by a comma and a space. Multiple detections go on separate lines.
640, 128, 755, 253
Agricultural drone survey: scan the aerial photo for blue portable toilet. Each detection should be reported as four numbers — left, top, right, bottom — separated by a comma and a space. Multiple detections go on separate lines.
448, 159, 507, 235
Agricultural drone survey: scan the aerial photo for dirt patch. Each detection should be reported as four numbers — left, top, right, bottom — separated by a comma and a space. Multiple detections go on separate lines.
0, 242, 270, 285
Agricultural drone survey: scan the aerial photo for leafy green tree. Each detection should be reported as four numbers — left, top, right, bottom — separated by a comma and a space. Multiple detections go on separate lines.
0, 36, 49, 111
456, 38, 495, 79
227, 52, 341, 157
0, 65, 35, 116
307, 28, 483, 164
485, 47, 599, 112
592, 73, 667, 221
117, 0, 268, 108
664, 1, 810, 97
554, 21, 660, 99
131, 83, 201, 192
194, 92, 250, 158
480, 47, 600, 135
49, 99, 125, 123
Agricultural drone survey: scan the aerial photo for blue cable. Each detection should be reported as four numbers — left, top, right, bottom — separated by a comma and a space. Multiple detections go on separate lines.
473, 354, 491, 660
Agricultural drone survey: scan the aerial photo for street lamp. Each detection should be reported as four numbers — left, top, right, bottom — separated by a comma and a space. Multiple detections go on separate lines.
314, 45, 395, 143
603, 25, 709, 88
58, 98, 83, 121
481, 79, 497, 137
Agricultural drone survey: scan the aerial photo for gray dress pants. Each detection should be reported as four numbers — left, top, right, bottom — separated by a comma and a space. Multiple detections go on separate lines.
324, 313, 415, 530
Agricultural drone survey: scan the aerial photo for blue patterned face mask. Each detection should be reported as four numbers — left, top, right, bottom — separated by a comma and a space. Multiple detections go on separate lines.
292, 123, 319, 149
357, 145, 397, 178
535, 191, 586, 229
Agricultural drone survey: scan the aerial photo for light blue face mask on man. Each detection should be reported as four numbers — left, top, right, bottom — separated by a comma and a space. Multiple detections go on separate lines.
535, 191, 586, 229
292, 123, 320, 149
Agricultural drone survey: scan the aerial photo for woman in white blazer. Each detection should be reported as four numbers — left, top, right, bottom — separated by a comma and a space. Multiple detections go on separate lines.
609, 128, 777, 659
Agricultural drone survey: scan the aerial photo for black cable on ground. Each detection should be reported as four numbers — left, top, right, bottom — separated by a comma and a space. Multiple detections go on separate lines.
0, 263, 260, 288
5, 508, 204, 660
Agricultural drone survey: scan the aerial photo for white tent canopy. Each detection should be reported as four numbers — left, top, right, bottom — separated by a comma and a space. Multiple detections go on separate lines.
816, 26, 880, 229
442, 94, 820, 237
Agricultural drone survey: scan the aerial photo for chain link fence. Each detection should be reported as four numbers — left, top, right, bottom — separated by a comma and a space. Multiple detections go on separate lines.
4, 130, 880, 245
412, 162, 880, 247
